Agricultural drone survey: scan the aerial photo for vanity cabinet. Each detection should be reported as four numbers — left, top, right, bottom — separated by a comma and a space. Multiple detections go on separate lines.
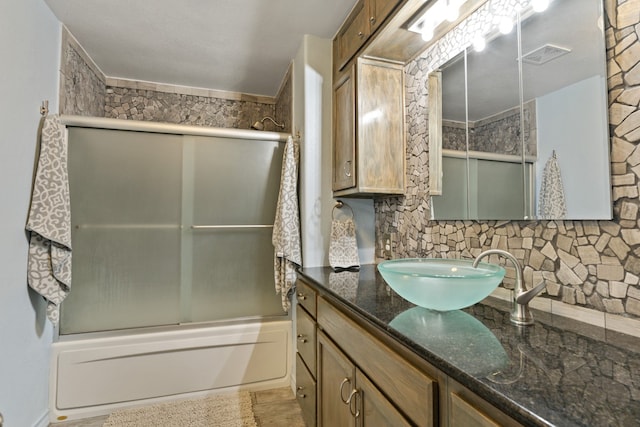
332, 57, 405, 196
294, 275, 526, 427
334, 0, 402, 71
295, 280, 318, 427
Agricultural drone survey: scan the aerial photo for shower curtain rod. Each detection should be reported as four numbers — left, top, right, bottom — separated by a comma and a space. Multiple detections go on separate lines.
59, 115, 291, 142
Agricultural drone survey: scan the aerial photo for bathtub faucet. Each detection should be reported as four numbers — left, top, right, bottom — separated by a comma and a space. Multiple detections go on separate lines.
473, 249, 546, 326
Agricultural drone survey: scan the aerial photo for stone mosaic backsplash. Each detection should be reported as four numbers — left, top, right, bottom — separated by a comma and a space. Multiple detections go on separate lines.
376, 0, 640, 318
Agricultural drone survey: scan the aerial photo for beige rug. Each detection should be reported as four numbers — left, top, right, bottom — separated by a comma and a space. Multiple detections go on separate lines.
102, 391, 257, 427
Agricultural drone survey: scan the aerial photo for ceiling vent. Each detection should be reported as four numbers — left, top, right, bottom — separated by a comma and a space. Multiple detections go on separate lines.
521, 44, 571, 65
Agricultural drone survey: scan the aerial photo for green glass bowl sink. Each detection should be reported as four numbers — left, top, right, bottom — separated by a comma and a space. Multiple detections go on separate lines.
377, 258, 505, 311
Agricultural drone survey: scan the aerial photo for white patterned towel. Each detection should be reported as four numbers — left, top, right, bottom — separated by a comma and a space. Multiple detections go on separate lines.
538, 151, 567, 219
25, 115, 72, 324
272, 136, 301, 312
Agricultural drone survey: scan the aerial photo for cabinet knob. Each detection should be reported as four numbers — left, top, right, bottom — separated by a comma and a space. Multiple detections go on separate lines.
296, 386, 306, 398
297, 292, 307, 301
358, 31, 364, 38
370, 16, 376, 24
297, 334, 308, 343
344, 161, 352, 177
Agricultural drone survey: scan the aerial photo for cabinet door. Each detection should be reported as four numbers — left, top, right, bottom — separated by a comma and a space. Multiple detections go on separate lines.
450, 393, 500, 427
368, 0, 400, 32
333, 65, 357, 192
355, 368, 411, 427
318, 332, 356, 427
336, 0, 370, 70
357, 58, 405, 194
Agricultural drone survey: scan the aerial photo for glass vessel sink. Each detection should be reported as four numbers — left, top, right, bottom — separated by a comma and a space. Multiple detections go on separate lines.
377, 258, 505, 311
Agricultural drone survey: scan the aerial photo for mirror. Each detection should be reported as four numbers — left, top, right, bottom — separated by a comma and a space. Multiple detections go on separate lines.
430, 0, 611, 220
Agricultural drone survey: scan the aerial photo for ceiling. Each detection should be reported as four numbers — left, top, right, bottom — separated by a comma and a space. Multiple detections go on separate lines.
44, 0, 358, 97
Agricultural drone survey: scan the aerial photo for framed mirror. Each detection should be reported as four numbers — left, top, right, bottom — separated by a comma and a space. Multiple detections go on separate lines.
430, 0, 611, 220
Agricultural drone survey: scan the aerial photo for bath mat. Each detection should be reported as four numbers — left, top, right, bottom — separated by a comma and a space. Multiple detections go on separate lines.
102, 391, 257, 427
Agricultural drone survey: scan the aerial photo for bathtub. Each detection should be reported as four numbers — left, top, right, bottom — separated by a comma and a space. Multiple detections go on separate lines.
49, 319, 292, 422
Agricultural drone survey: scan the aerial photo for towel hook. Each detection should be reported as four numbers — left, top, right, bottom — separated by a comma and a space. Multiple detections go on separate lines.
40, 100, 49, 117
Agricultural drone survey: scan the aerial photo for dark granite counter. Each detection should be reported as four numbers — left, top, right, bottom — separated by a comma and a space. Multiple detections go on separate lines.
298, 265, 640, 427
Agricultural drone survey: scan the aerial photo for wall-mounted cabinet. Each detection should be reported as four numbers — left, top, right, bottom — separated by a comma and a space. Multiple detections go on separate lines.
332, 57, 405, 197
333, 0, 402, 71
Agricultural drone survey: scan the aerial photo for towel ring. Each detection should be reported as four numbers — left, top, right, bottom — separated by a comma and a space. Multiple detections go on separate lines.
333, 200, 354, 220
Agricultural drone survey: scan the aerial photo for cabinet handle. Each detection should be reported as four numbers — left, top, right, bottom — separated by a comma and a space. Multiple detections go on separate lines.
348, 389, 361, 418
358, 31, 364, 38
296, 386, 306, 398
344, 161, 352, 177
297, 292, 307, 301
339, 377, 352, 404
297, 334, 307, 343
370, 16, 376, 24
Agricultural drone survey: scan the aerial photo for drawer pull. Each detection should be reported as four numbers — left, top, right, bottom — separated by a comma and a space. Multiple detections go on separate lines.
296, 386, 306, 398
339, 377, 352, 404
297, 334, 308, 343
297, 292, 307, 301
348, 389, 361, 418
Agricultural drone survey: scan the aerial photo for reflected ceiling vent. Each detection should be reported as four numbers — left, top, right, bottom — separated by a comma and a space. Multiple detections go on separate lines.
522, 44, 571, 65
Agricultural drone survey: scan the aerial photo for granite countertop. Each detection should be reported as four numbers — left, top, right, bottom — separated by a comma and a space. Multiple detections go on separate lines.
298, 264, 640, 427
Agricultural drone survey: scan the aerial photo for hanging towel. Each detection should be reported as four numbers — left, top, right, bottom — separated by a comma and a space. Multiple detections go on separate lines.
272, 135, 302, 312
538, 151, 567, 219
329, 203, 360, 271
25, 115, 72, 324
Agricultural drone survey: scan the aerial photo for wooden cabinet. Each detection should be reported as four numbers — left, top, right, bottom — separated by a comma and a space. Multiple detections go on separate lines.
333, 57, 405, 196
334, 0, 402, 71
445, 379, 523, 427
295, 282, 318, 427
317, 331, 411, 427
294, 276, 526, 427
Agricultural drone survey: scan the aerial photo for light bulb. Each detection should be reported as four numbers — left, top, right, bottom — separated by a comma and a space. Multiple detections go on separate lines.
421, 23, 435, 41
532, 0, 549, 12
473, 36, 486, 52
498, 17, 513, 34
445, 0, 459, 22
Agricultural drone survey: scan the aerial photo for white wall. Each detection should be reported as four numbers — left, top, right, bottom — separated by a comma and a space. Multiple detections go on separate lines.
535, 75, 612, 219
0, 1, 60, 426
295, 35, 375, 269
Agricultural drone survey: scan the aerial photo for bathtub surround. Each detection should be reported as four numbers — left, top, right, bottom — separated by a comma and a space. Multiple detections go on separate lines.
60, 26, 292, 130
376, 0, 640, 319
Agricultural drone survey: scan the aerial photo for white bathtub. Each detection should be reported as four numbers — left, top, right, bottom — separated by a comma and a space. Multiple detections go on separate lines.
49, 319, 292, 422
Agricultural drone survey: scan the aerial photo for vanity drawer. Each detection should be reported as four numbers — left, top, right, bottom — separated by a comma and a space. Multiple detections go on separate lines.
296, 304, 317, 376
296, 279, 317, 318
296, 354, 317, 427
317, 297, 437, 426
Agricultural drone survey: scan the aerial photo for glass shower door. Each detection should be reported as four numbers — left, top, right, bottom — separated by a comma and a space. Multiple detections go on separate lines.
184, 136, 285, 322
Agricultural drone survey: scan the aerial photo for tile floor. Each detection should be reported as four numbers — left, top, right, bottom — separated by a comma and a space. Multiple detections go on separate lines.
49, 388, 305, 427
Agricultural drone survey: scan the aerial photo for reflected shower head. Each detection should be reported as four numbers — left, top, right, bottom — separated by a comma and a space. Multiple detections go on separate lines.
251, 116, 285, 131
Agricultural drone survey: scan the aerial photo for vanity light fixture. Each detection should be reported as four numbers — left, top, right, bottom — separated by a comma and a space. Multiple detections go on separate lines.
498, 16, 514, 34
473, 36, 486, 52
409, 0, 470, 41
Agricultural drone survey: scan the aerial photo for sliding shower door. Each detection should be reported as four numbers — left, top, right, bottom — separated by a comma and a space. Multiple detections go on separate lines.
61, 127, 285, 334
184, 136, 284, 322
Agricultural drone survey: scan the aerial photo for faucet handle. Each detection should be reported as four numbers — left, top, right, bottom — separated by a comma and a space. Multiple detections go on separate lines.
516, 280, 546, 306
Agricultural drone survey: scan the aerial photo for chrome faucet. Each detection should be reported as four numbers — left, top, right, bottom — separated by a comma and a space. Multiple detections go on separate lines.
473, 249, 546, 326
